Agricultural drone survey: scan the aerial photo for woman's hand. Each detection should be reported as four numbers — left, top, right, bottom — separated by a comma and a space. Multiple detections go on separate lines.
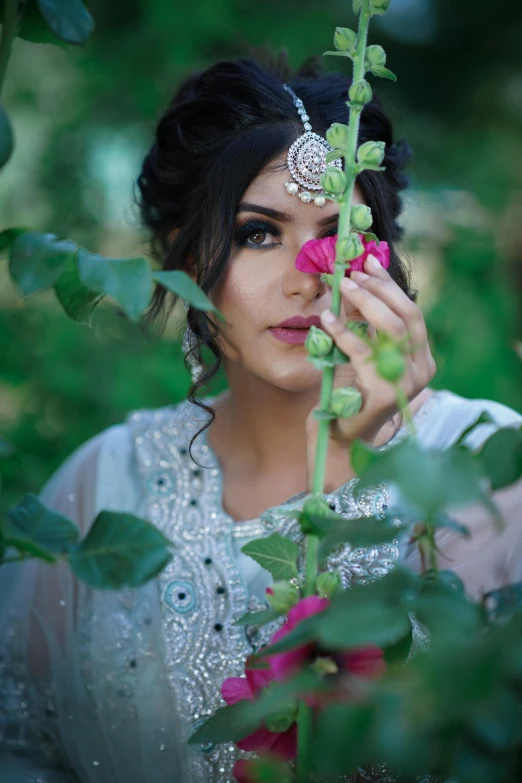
305, 253, 436, 487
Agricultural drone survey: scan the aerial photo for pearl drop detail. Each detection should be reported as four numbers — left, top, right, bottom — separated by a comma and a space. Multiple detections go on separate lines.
314, 195, 326, 207
299, 191, 312, 203
285, 182, 299, 195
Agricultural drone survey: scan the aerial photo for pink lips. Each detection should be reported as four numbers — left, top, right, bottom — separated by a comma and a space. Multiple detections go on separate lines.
269, 314, 322, 345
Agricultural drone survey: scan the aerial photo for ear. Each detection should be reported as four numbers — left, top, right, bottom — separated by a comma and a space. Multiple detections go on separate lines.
167, 227, 197, 283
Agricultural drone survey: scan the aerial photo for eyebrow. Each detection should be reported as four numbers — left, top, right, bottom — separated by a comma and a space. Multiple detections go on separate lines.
237, 202, 339, 228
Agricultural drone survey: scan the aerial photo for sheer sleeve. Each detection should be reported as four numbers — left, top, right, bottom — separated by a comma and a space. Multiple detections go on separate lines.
0, 425, 189, 783
402, 394, 522, 601
0, 430, 108, 781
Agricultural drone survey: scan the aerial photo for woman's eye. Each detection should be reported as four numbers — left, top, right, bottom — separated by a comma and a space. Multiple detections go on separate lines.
234, 221, 280, 250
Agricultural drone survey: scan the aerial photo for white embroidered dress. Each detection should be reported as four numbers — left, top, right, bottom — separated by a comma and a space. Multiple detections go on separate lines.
0, 389, 521, 783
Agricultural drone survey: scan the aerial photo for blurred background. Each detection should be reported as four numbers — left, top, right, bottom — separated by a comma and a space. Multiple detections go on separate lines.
1, 0, 521, 513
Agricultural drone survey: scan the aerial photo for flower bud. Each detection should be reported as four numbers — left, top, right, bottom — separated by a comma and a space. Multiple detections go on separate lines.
305, 325, 334, 358
320, 166, 347, 196
326, 123, 349, 150
350, 204, 373, 231
333, 27, 357, 53
365, 45, 387, 68
266, 581, 299, 613
316, 570, 341, 599
348, 80, 373, 107
357, 140, 385, 167
300, 495, 331, 535
370, 0, 391, 13
337, 233, 365, 262
330, 387, 363, 418
376, 348, 406, 382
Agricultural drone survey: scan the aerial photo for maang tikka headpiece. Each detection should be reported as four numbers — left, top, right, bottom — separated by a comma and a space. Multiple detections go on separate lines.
282, 83, 343, 208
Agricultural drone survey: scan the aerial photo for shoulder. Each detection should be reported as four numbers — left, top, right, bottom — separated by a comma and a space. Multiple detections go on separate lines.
416, 389, 521, 450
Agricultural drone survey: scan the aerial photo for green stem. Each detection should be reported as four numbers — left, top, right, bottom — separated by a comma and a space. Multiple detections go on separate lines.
296, 700, 314, 783
296, 6, 374, 783
0, 0, 21, 100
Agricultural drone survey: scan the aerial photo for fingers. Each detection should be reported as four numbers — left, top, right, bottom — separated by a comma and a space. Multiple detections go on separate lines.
350, 254, 428, 349
340, 275, 407, 341
320, 308, 372, 364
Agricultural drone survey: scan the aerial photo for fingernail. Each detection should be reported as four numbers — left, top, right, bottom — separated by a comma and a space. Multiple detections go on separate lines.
321, 309, 336, 324
366, 254, 382, 271
341, 277, 358, 290
351, 271, 369, 281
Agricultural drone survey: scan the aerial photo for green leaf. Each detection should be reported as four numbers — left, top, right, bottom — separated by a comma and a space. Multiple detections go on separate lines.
9, 231, 77, 296
189, 702, 260, 747
315, 704, 373, 777
478, 426, 522, 491
0, 104, 14, 169
455, 411, 494, 448
360, 231, 379, 244
369, 65, 397, 82
241, 533, 300, 581
2, 536, 57, 563
326, 148, 342, 163
350, 439, 382, 476
0, 226, 31, 255
323, 50, 352, 58
234, 608, 282, 627
1, 0, 67, 48
356, 440, 489, 518
68, 511, 172, 588
319, 514, 408, 561
0, 434, 14, 457
77, 250, 152, 321
153, 270, 225, 322
483, 581, 522, 623
352, 0, 363, 13
53, 253, 104, 325
5, 493, 79, 554
320, 593, 412, 650
36, 0, 94, 45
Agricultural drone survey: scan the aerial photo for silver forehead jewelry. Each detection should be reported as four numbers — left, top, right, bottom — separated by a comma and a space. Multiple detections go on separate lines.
181, 301, 205, 385
282, 83, 343, 208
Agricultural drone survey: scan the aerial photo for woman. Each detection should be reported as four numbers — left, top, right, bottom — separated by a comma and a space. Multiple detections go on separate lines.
0, 57, 521, 783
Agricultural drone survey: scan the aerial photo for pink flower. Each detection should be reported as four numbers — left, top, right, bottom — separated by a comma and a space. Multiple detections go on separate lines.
295, 233, 390, 276
268, 596, 386, 705
221, 655, 297, 767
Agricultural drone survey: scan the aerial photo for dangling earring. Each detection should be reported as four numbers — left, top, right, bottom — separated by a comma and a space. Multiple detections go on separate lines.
182, 302, 205, 385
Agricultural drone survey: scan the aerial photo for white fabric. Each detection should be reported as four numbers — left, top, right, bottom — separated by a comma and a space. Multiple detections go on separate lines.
0, 389, 521, 783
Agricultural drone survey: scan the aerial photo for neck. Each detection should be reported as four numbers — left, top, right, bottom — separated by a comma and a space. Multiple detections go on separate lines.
207, 365, 321, 477
206, 362, 434, 479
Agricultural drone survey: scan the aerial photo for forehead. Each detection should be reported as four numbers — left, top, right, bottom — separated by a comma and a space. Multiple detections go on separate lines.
240, 152, 367, 216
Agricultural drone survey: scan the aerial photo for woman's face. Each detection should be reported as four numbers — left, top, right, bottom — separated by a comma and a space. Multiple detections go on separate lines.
210, 152, 368, 392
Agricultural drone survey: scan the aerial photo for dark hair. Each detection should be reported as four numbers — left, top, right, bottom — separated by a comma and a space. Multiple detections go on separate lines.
136, 54, 413, 460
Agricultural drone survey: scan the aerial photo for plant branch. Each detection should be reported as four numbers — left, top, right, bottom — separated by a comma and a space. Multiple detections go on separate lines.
0, 0, 21, 100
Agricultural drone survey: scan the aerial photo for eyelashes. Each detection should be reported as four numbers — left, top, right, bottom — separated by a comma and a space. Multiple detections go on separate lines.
233, 219, 338, 251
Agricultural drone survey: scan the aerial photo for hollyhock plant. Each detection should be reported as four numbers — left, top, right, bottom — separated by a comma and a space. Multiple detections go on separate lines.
268, 595, 386, 705
221, 654, 298, 775
295, 233, 390, 276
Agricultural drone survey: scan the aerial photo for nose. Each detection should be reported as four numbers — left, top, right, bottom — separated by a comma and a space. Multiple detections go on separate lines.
281, 247, 327, 302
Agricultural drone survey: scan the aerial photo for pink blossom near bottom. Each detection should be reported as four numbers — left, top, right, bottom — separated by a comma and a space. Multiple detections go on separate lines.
269, 596, 386, 705
295, 233, 390, 276
221, 655, 297, 766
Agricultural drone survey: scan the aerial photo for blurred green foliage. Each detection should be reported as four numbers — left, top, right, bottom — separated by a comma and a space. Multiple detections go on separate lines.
0, 0, 521, 513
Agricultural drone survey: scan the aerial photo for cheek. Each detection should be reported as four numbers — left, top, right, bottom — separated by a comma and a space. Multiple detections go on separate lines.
215, 257, 277, 326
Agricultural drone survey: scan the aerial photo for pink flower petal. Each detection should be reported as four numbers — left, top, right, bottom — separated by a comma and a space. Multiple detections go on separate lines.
295, 236, 336, 275
340, 645, 387, 679
270, 723, 298, 760
221, 676, 253, 705
233, 760, 252, 783
236, 725, 279, 754
245, 654, 276, 695
294, 234, 390, 278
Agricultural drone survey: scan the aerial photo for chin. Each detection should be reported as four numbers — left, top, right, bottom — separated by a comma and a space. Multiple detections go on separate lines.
265, 359, 323, 393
